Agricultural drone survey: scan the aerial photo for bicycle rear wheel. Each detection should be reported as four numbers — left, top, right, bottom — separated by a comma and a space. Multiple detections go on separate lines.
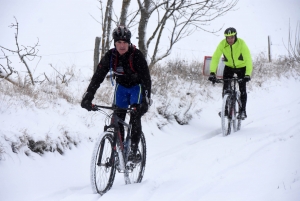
127, 132, 147, 183
221, 94, 231, 136
90, 132, 116, 195
232, 98, 238, 132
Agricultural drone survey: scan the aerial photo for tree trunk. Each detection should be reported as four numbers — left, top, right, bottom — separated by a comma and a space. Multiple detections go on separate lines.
94, 37, 101, 73
137, 0, 151, 59
101, 0, 114, 59
120, 0, 131, 26
105, 3, 113, 53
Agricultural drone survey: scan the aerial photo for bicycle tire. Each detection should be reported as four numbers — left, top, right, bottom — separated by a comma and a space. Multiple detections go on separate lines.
90, 132, 116, 195
236, 92, 242, 131
232, 95, 238, 132
127, 132, 147, 183
221, 94, 231, 136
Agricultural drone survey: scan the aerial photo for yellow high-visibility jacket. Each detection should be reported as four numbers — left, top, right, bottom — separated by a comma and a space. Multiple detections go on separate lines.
210, 38, 253, 76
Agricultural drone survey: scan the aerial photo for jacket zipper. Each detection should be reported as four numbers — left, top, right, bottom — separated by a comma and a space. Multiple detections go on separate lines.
230, 45, 236, 68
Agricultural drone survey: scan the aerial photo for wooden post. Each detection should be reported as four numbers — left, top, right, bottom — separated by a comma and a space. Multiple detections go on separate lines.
268, 36, 271, 62
94, 37, 101, 73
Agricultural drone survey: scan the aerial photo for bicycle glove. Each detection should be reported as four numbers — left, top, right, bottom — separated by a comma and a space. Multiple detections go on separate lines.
140, 97, 149, 115
244, 75, 251, 82
208, 72, 216, 83
81, 92, 94, 111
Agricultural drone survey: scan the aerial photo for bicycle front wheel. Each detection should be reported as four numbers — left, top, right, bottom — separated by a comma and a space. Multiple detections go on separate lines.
90, 132, 116, 195
221, 94, 231, 136
127, 132, 147, 183
232, 97, 238, 132
236, 92, 242, 131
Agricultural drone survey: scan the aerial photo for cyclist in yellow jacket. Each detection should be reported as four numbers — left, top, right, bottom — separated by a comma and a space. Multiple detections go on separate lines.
208, 27, 253, 120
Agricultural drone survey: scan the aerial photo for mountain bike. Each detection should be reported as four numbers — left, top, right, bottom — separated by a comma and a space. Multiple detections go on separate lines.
215, 76, 243, 136
90, 105, 146, 195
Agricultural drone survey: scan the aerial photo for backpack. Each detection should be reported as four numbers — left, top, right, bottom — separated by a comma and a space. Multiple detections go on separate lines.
109, 45, 136, 86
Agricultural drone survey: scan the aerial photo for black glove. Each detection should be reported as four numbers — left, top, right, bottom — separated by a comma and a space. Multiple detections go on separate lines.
244, 75, 251, 82
208, 72, 216, 83
140, 97, 149, 115
81, 92, 94, 111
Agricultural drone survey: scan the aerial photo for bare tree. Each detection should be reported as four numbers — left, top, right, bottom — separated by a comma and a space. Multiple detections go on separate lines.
0, 17, 40, 85
102, 0, 114, 58
137, 0, 238, 69
91, 0, 114, 58
286, 21, 300, 63
94, 0, 238, 69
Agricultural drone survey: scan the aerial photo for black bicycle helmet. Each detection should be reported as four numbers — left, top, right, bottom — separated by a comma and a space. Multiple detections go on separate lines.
224, 27, 237, 37
112, 25, 131, 43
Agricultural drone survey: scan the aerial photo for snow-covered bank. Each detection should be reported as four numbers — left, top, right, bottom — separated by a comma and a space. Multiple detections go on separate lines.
1, 77, 300, 201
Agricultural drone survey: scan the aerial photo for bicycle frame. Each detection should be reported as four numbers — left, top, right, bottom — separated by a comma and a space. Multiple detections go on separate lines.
93, 105, 133, 181
217, 76, 243, 113
215, 75, 243, 135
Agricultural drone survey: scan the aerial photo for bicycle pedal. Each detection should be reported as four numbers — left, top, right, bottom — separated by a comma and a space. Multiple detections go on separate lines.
218, 111, 228, 117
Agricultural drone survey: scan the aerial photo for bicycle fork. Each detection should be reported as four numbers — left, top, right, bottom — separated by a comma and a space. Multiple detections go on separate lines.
116, 145, 131, 184
113, 133, 131, 184
235, 92, 242, 115
230, 96, 236, 120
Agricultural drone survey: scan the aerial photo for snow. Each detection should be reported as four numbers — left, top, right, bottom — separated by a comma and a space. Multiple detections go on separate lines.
1, 75, 300, 201
1, 0, 300, 201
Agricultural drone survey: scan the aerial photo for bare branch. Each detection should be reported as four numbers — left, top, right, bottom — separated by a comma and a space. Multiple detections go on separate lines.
94, 0, 238, 67
49, 64, 74, 85
285, 20, 300, 63
140, 0, 239, 69
0, 17, 41, 85
126, 8, 141, 28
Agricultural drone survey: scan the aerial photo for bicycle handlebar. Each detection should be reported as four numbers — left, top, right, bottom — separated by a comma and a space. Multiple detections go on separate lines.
214, 77, 244, 84
92, 104, 136, 112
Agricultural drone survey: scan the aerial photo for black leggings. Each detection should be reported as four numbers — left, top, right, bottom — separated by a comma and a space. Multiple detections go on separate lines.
115, 104, 142, 145
223, 66, 247, 111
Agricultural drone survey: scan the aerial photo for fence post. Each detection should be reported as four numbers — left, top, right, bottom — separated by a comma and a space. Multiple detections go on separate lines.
268, 35, 271, 62
94, 37, 101, 73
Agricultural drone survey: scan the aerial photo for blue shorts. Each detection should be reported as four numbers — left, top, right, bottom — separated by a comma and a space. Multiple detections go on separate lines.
113, 84, 143, 108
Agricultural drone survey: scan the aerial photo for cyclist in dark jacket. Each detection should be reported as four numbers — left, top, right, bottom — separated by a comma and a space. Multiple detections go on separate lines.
81, 25, 152, 160
208, 27, 252, 120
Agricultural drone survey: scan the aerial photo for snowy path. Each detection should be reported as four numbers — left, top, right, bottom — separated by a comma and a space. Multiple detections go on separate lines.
1, 79, 300, 201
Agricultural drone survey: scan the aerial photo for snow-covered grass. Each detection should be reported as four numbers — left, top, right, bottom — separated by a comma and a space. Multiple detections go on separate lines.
3, 56, 298, 157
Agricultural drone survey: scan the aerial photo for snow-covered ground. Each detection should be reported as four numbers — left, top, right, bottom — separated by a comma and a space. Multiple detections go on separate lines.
1, 76, 300, 201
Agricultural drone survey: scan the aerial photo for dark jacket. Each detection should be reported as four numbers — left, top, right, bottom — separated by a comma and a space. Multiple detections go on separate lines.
86, 45, 151, 99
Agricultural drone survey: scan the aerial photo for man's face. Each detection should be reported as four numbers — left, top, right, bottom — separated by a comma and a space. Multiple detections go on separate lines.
115, 40, 129, 55
226, 36, 235, 45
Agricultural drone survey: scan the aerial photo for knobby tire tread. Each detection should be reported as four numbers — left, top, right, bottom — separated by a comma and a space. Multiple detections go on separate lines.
221, 94, 231, 136
128, 132, 147, 183
90, 132, 116, 195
